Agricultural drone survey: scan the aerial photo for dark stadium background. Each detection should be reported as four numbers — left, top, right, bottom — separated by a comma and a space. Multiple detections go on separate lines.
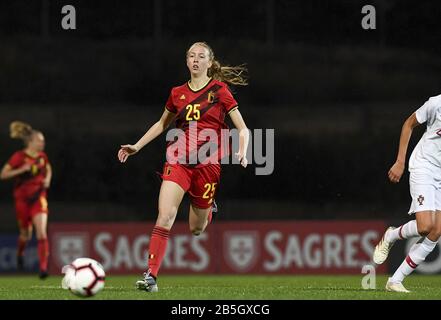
1, 0, 441, 276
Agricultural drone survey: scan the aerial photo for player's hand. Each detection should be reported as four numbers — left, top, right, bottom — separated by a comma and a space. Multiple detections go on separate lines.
118, 144, 139, 163
235, 151, 248, 168
388, 160, 405, 183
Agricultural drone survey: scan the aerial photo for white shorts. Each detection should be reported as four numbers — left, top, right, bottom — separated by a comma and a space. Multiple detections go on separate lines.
408, 171, 441, 214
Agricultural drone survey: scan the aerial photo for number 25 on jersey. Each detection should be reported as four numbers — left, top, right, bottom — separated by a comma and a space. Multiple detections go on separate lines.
185, 104, 200, 121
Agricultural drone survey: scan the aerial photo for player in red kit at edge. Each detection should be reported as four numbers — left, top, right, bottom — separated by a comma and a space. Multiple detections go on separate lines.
118, 42, 249, 292
1, 121, 52, 279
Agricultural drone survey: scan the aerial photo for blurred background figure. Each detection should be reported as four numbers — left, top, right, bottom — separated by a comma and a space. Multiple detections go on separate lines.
1, 121, 52, 279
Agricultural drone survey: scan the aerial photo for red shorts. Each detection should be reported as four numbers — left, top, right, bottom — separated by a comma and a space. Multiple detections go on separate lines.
161, 162, 221, 209
14, 192, 48, 229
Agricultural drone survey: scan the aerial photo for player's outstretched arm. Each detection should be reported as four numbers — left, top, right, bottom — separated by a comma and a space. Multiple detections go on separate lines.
388, 112, 420, 183
229, 109, 249, 168
118, 109, 175, 163
0, 163, 31, 180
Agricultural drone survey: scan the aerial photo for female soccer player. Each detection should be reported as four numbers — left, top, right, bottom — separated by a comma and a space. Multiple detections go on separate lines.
118, 42, 249, 292
0, 121, 52, 279
373, 95, 441, 292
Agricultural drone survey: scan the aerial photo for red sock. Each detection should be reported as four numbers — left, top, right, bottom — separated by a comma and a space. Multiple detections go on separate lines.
17, 237, 27, 257
148, 226, 170, 278
37, 238, 49, 272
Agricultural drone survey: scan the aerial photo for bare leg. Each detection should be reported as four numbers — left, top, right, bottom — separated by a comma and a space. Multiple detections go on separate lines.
188, 204, 211, 236
33, 213, 49, 276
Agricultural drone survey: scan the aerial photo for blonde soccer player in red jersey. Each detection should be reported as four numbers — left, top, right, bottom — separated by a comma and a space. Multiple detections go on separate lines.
1, 121, 52, 279
118, 42, 249, 292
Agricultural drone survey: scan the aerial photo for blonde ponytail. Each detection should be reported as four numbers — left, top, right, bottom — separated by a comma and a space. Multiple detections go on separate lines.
10, 121, 33, 143
208, 60, 248, 86
187, 42, 248, 87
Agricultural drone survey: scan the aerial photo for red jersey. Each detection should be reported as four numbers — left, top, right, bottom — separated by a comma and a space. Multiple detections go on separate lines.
165, 79, 238, 167
7, 150, 50, 199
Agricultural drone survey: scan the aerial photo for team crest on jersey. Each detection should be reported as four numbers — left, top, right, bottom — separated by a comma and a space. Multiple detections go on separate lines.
31, 164, 39, 176
417, 195, 425, 206
180, 94, 186, 100
207, 91, 215, 103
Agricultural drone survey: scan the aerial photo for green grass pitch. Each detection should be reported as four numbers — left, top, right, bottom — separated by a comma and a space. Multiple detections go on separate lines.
0, 275, 440, 300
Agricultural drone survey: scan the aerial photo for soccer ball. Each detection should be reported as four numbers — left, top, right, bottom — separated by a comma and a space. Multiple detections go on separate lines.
61, 257, 106, 297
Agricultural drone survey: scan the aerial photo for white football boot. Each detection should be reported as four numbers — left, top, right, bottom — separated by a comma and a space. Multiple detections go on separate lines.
373, 227, 396, 264
385, 279, 410, 293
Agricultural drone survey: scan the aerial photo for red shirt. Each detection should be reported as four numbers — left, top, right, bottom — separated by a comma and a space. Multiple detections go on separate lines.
165, 79, 238, 167
7, 151, 50, 199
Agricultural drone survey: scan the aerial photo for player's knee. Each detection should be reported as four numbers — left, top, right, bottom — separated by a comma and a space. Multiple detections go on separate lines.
156, 218, 172, 229
19, 230, 31, 241
430, 226, 441, 239
36, 230, 47, 240
157, 208, 176, 229
190, 227, 203, 236
37, 234, 47, 240
19, 234, 30, 241
418, 223, 433, 236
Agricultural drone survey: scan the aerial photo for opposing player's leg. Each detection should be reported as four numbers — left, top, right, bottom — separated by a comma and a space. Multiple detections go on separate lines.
33, 212, 49, 279
374, 212, 432, 264
374, 181, 435, 265
136, 179, 186, 292
387, 210, 440, 292
386, 182, 439, 291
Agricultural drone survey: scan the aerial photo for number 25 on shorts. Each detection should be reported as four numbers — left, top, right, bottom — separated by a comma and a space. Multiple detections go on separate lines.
203, 183, 217, 202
